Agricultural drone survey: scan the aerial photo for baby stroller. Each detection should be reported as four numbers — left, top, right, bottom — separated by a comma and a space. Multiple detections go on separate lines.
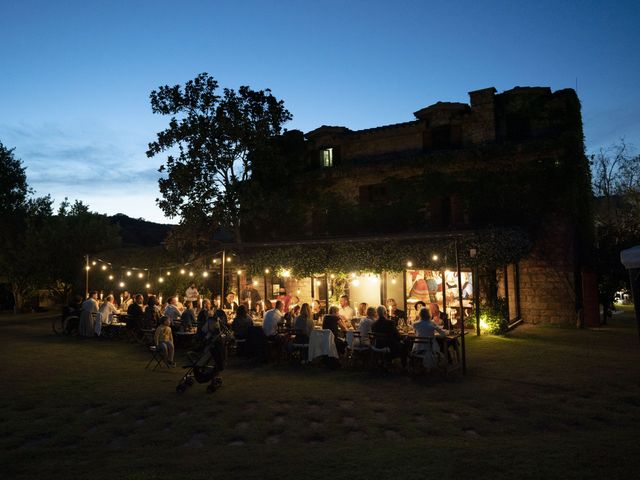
176, 316, 229, 394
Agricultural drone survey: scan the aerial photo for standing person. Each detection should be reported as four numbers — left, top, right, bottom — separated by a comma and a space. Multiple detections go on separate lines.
263, 300, 284, 338
240, 281, 262, 310
163, 296, 182, 326
120, 291, 133, 312
79, 291, 99, 337
277, 288, 291, 311
154, 316, 175, 367
180, 300, 196, 331
185, 283, 199, 306
338, 295, 355, 327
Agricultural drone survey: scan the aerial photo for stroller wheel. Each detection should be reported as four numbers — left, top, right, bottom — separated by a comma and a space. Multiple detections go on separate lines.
185, 377, 194, 386
213, 377, 223, 387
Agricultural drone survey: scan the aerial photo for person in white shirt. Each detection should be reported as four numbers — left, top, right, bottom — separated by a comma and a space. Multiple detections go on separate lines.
99, 295, 118, 325
338, 295, 355, 326
185, 283, 199, 304
79, 291, 99, 337
262, 300, 284, 338
121, 291, 133, 312
412, 307, 448, 353
357, 306, 377, 346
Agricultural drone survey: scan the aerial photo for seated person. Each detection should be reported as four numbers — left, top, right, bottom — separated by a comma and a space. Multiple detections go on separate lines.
180, 300, 196, 331
322, 305, 348, 354
232, 304, 253, 339
99, 295, 118, 325
311, 299, 325, 323
154, 316, 175, 367
223, 292, 238, 312
294, 303, 315, 344
126, 294, 145, 331
284, 304, 301, 328
412, 307, 448, 354
387, 298, 407, 327
356, 302, 368, 318
262, 300, 284, 339
429, 303, 449, 329
144, 295, 162, 329
356, 306, 377, 346
371, 305, 407, 367
163, 296, 182, 326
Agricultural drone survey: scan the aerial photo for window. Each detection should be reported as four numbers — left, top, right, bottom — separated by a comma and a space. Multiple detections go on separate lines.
322, 148, 333, 167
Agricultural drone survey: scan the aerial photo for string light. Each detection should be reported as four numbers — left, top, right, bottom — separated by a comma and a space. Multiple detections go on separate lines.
315, 280, 321, 286
137, 272, 144, 279
180, 269, 186, 275
126, 271, 132, 277
145, 283, 151, 289
432, 254, 439, 261
91, 261, 96, 266
264, 269, 270, 274
253, 280, 258, 286
101, 265, 107, 271
350, 272, 356, 278
189, 271, 194, 277
296, 289, 301, 295
158, 277, 164, 283
391, 278, 397, 284
202, 272, 209, 277
213, 258, 218, 264
282, 270, 291, 278
119, 281, 125, 288
237, 270, 242, 275
330, 274, 335, 279
85, 266, 90, 271
406, 261, 413, 268
352, 279, 360, 287
226, 257, 232, 262
108, 275, 114, 280
166, 271, 171, 276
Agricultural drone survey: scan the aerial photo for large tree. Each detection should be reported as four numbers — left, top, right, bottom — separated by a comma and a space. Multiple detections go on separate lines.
146, 73, 292, 244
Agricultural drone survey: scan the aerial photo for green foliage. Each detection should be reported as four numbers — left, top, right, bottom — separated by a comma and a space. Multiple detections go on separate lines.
244, 229, 531, 277
0, 141, 29, 216
147, 72, 292, 243
480, 297, 509, 334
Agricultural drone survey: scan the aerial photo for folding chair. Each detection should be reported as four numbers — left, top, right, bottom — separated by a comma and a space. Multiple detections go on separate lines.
145, 344, 167, 371
289, 329, 309, 365
346, 332, 370, 368
369, 333, 391, 371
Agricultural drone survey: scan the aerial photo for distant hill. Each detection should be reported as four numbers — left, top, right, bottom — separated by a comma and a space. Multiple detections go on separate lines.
110, 214, 173, 247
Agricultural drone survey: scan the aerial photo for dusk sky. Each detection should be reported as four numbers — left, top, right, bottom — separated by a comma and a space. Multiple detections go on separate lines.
1, 0, 639, 224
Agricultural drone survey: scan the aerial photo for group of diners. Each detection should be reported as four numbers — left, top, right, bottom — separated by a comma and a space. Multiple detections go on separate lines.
254, 294, 452, 369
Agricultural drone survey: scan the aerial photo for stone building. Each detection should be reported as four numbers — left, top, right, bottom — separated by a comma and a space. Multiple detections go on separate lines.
243, 86, 597, 327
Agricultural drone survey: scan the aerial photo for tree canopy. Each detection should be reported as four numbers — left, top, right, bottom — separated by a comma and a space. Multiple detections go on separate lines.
146, 73, 292, 244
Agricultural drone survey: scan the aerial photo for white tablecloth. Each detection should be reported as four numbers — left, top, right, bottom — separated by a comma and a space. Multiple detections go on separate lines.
308, 329, 338, 361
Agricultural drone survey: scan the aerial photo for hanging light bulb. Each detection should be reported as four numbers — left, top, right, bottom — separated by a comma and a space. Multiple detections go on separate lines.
264, 268, 270, 274
432, 254, 439, 261
166, 271, 171, 276
85, 266, 90, 271
237, 270, 242, 275
391, 278, 397, 284
180, 269, 186, 275
282, 270, 291, 278
145, 283, 151, 289
203, 271, 209, 277
330, 274, 335, 279
101, 265, 107, 271
226, 257, 232, 262
253, 280, 258, 286
158, 277, 164, 283
119, 281, 125, 288
126, 271, 132, 277
189, 271, 194, 277
137, 272, 144, 279
108, 275, 114, 280
91, 261, 97, 266
350, 272, 356, 278
406, 261, 413, 268
352, 279, 360, 287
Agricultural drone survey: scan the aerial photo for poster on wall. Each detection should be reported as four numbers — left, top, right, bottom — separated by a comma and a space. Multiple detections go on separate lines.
405, 269, 473, 322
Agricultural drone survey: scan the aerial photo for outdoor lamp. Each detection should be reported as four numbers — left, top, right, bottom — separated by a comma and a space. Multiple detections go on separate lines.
137, 272, 144, 279
101, 265, 107, 271
406, 261, 413, 268
203, 272, 209, 277
158, 277, 164, 283
126, 271, 132, 277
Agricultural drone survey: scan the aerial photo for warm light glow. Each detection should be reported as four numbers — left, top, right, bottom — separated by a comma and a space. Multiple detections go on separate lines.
145, 283, 151, 289
282, 270, 291, 278
237, 270, 242, 275
213, 258, 218, 264
330, 274, 335, 279
158, 277, 164, 283
480, 319, 489, 330
264, 268, 270, 274
203, 271, 209, 277
352, 279, 360, 287
126, 271, 132, 277
391, 278, 397, 284
350, 272, 356, 278
180, 269, 186, 274
101, 265, 107, 271
137, 272, 144, 279
91, 261, 97, 266
189, 271, 194, 277
108, 275, 114, 280
315, 280, 321, 286
368, 276, 377, 284
432, 254, 439, 261
406, 261, 413, 268
119, 282, 125, 288
166, 271, 171, 276
296, 289, 301, 294
226, 257, 232, 262
253, 280, 258, 286
85, 266, 90, 271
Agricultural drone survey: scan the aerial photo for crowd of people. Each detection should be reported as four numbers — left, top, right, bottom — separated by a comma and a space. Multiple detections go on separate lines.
68, 281, 453, 371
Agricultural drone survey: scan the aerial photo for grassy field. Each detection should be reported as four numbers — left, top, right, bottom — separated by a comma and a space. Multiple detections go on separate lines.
1, 307, 639, 479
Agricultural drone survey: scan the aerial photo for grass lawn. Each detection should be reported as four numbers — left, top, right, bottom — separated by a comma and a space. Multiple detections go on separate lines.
1, 307, 639, 479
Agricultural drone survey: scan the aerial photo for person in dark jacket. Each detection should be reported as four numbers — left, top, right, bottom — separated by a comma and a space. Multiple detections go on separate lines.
126, 294, 145, 332
371, 305, 407, 367
322, 305, 348, 354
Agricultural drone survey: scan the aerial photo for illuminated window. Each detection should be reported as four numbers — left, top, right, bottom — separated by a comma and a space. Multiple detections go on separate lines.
322, 148, 333, 167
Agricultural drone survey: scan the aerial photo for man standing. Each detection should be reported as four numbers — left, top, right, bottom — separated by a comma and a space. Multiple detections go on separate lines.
240, 281, 262, 311
387, 298, 407, 327
185, 283, 199, 306
79, 291, 99, 337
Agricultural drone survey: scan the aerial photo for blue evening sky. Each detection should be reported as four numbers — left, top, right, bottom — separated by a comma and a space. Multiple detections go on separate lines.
1, 0, 639, 223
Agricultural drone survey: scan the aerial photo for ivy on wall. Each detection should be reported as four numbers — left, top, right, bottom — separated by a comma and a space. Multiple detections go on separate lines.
242, 228, 531, 277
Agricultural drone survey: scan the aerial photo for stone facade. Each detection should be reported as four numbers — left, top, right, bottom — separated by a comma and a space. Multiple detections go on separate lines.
266, 86, 595, 324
